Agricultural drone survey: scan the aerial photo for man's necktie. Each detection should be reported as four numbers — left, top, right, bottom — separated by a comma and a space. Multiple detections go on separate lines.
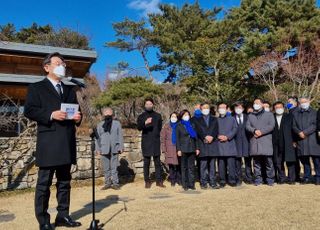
56, 84, 63, 100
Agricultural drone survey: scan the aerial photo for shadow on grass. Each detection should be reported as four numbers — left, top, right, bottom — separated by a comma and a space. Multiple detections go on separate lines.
71, 194, 134, 227
0, 210, 15, 223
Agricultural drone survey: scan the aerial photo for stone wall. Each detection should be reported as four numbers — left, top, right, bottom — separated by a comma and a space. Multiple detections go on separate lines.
0, 129, 156, 191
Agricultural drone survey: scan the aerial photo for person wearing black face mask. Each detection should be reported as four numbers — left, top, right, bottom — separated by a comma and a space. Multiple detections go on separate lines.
137, 98, 165, 188
95, 107, 124, 190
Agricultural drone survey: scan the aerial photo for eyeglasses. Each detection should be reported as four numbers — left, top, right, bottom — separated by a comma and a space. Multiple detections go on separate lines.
49, 61, 67, 67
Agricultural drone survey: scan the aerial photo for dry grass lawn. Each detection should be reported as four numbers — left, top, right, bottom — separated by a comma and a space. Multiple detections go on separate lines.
1, 179, 320, 230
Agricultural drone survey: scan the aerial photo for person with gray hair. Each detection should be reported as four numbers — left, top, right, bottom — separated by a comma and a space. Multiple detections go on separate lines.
292, 96, 320, 185
95, 107, 124, 190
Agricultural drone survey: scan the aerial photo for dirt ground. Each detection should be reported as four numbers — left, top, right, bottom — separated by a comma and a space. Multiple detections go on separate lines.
1, 179, 320, 230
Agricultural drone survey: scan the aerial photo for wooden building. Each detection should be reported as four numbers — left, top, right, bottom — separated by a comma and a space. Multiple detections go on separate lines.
0, 41, 97, 136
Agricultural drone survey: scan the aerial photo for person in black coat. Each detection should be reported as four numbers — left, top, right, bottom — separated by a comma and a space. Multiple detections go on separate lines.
190, 103, 202, 180
195, 103, 220, 189
292, 97, 320, 185
272, 102, 289, 184
137, 98, 165, 189
233, 101, 253, 185
24, 53, 82, 230
317, 108, 320, 139
176, 110, 199, 191
285, 96, 301, 184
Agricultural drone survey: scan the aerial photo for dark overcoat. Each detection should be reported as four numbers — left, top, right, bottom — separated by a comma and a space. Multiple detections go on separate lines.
194, 115, 219, 158
273, 113, 297, 162
175, 121, 198, 153
217, 116, 238, 157
24, 78, 81, 167
234, 114, 250, 157
292, 107, 320, 156
137, 110, 162, 157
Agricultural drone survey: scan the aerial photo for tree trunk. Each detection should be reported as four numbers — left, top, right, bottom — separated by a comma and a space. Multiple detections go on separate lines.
140, 49, 153, 81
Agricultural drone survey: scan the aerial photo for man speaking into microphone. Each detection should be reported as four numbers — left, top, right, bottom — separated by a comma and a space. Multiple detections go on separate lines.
24, 52, 82, 230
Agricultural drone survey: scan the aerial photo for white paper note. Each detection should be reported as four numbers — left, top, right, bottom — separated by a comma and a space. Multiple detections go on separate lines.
60, 103, 79, 120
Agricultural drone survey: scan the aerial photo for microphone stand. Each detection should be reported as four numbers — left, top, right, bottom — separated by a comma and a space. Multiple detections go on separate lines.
75, 83, 102, 230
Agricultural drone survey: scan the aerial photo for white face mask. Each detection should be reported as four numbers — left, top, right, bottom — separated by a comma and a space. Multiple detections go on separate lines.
300, 103, 310, 110
264, 107, 270, 112
202, 109, 210, 116
53, 65, 66, 78
218, 108, 227, 116
275, 108, 284, 115
235, 108, 243, 115
253, 103, 262, 111
170, 117, 178, 123
182, 115, 190, 121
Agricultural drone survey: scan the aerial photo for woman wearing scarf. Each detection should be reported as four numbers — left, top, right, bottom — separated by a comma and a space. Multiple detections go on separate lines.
95, 107, 124, 190
176, 110, 200, 191
161, 112, 181, 187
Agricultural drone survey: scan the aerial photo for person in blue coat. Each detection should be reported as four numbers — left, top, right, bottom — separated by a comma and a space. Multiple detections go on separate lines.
216, 102, 238, 187
232, 101, 253, 185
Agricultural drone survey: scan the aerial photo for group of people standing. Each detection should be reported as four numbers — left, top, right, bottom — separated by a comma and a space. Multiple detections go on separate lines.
24, 51, 320, 230
137, 97, 320, 191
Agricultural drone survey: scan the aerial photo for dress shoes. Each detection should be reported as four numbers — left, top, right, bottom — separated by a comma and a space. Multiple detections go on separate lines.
55, 216, 81, 228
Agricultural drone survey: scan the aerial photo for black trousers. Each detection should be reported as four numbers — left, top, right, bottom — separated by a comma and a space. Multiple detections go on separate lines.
35, 164, 71, 225
181, 152, 196, 189
218, 157, 236, 184
300, 156, 312, 180
273, 152, 286, 183
168, 164, 181, 184
295, 159, 301, 182
199, 157, 216, 186
235, 157, 253, 183
286, 161, 296, 182
143, 155, 162, 182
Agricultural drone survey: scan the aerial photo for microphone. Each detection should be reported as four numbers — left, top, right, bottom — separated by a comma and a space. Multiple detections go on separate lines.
67, 77, 86, 88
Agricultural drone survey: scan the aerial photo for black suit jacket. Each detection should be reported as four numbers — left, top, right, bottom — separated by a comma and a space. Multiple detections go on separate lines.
176, 121, 198, 153
234, 114, 250, 157
272, 113, 297, 162
272, 114, 286, 156
24, 78, 81, 167
194, 115, 219, 157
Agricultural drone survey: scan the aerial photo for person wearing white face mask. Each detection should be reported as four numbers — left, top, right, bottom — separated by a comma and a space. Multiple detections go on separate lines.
272, 101, 293, 184
216, 103, 238, 187
24, 52, 82, 229
161, 112, 181, 187
194, 103, 220, 189
232, 101, 253, 185
176, 110, 199, 191
292, 97, 320, 185
246, 98, 275, 186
